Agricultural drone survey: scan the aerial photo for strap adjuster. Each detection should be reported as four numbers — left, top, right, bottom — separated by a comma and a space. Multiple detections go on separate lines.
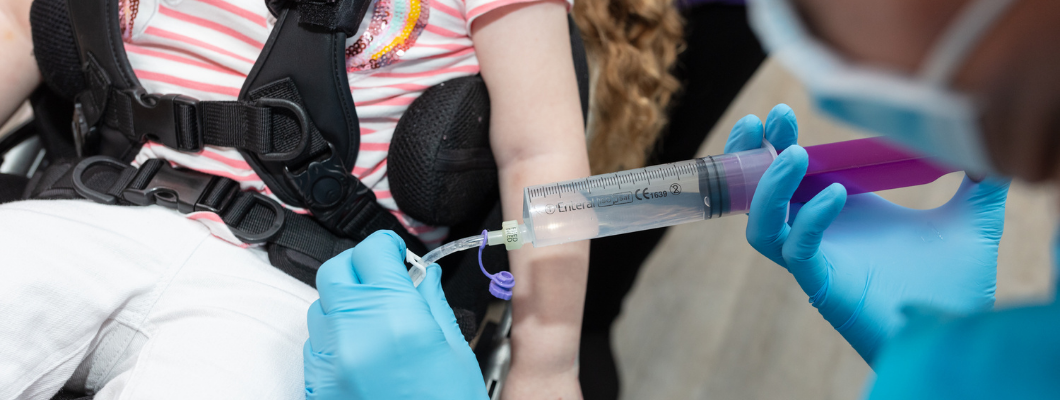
127, 93, 310, 161
227, 194, 287, 243
253, 98, 310, 161
131, 93, 202, 152
72, 156, 131, 205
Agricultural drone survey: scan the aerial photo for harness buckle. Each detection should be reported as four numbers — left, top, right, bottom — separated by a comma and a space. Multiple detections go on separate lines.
122, 161, 220, 214
123, 163, 286, 243
131, 93, 202, 152
73, 156, 286, 244
284, 142, 350, 210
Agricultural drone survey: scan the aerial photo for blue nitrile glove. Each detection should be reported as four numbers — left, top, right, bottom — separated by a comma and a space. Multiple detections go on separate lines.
303, 231, 488, 400
728, 104, 1010, 363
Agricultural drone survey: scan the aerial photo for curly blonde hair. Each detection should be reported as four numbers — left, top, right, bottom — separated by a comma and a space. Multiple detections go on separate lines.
573, 0, 684, 174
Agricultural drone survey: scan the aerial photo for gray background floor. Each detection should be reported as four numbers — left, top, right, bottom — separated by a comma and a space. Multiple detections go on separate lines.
611, 59, 1058, 400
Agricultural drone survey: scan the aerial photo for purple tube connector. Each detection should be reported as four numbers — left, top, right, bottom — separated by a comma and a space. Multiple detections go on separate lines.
478, 230, 514, 300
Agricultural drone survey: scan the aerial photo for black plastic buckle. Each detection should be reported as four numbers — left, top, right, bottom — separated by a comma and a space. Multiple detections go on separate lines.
253, 98, 310, 162
73, 156, 285, 243
284, 143, 349, 210
131, 93, 202, 152
122, 162, 223, 214
121, 162, 284, 243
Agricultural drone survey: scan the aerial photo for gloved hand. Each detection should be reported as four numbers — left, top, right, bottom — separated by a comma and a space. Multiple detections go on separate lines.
303, 231, 488, 400
728, 104, 1010, 363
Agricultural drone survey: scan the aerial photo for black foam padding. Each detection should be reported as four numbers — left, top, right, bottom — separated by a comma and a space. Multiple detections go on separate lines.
453, 308, 478, 343
389, 75, 498, 227
31, 0, 86, 101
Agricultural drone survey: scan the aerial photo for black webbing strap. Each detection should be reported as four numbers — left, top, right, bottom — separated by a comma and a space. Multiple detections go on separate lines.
199, 101, 272, 153
96, 84, 327, 164
25, 157, 424, 286
322, 182, 429, 256
265, 0, 370, 36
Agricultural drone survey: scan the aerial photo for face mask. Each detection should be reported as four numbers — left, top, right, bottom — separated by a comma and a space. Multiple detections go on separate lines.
748, 0, 1019, 176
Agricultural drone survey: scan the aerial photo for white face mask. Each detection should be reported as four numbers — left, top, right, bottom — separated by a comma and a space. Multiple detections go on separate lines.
748, 0, 1019, 176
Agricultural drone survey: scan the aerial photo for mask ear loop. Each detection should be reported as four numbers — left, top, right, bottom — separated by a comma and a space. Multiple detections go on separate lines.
919, 0, 1019, 85
479, 229, 515, 300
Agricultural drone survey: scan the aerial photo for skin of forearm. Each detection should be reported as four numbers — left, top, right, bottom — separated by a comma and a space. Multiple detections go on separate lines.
472, 0, 591, 377
0, 0, 40, 126
500, 157, 590, 372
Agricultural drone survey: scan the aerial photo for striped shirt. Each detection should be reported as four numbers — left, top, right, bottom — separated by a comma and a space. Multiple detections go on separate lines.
119, 0, 570, 247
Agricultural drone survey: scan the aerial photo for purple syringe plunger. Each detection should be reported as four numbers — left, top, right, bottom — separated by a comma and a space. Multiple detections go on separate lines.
792, 137, 958, 203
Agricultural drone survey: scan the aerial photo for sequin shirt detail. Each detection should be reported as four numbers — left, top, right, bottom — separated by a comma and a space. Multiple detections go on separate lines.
346, 0, 430, 71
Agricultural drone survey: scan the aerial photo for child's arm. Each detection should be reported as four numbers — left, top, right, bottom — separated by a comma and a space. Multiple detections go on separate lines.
0, 0, 39, 126
472, 2, 590, 398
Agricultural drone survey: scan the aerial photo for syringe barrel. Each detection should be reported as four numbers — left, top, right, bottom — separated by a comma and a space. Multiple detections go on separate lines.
522, 144, 777, 247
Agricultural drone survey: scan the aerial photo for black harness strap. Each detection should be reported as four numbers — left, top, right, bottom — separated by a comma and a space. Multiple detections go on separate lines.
231, 2, 432, 262
25, 156, 425, 285
237, 4, 363, 212
65, 0, 140, 160
100, 88, 315, 161
50, 0, 429, 270
267, 0, 368, 37
63, 0, 338, 169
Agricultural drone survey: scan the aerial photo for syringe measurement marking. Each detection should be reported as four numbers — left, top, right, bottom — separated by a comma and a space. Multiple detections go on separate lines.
527, 160, 701, 201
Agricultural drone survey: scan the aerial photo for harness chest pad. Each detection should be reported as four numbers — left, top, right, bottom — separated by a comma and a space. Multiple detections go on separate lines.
389, 75, 498, 227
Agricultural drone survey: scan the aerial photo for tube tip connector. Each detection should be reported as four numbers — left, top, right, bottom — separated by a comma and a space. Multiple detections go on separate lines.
486, 220, 529, 250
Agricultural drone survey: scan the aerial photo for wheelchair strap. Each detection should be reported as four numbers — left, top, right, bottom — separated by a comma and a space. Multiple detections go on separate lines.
77, 84, 327, 164
25, 156, 427, 286
51, 0, 430, 276
65, 0, 355, 190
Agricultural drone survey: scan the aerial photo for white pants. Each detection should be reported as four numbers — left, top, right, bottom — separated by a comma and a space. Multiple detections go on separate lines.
0, 200, 318, 400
